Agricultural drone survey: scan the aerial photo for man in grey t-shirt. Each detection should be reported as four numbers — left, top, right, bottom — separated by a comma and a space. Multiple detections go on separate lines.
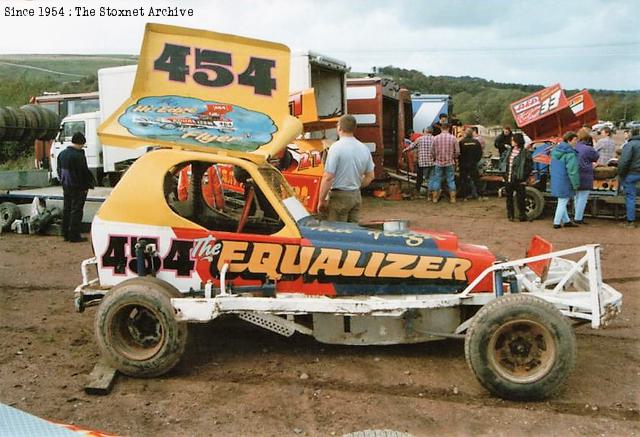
318, 114, 375, 222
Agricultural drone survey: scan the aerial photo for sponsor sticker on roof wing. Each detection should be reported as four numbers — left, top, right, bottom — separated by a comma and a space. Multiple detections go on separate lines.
119, 96, 277, 151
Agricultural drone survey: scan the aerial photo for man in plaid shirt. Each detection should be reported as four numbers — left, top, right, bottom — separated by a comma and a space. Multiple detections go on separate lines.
404, 126, 434, 194
428, 123, 460, 203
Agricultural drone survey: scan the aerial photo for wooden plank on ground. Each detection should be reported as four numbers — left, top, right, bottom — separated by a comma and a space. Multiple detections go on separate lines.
84, 360, 117, 395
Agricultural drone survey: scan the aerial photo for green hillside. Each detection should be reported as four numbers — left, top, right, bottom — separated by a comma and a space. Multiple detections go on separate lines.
0, 54, 137, 81
0, 55, 137, 107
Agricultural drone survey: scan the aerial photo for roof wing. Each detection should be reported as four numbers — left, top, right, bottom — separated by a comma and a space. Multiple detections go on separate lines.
98, 23, 301, 161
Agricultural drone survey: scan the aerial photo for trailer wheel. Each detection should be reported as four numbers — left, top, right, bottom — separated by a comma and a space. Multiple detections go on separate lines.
524, 186, 545, 220
0, 202, 21, 231
95, 277, 188, 377
464, 294, 576, 401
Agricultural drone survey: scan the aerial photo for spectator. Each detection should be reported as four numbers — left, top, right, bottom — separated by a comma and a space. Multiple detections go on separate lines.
581, 125, 595, 146
502, 133, 532, 221
431, 113, 448, 136
318, 115, 375, 222
494, 126, 513, 156
57, 132, 95, 242
472, 126, 486, 149
404, 126, 434, 196
550, 132, 580, 229
594, 126, 616, 165
618, 127, 640, 228
459, 128, 483, 200
574, 128, 599, 224
428, 123, 459, 203
622, 130, 631, 147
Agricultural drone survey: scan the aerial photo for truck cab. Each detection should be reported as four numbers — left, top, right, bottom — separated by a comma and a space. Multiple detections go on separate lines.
50, 111, 101, 182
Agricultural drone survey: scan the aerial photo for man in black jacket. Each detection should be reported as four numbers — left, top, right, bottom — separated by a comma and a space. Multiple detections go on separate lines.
459, 128, 483, 200
501, 133, 533, 221
57, 132, 95, 242
494, 126, 513, 156
618, 127, 640, 227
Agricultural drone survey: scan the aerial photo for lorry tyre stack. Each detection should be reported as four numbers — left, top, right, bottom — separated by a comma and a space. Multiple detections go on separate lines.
464, 294, 576, 401
0, 105, 59, 144
20, 104, 48, 140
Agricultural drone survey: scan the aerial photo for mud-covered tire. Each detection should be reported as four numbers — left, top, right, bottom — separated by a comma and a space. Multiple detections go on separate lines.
95, 277, 188, 377
0, 202, 21, 231
464, 294, 576, 401
524, 186, 545, 220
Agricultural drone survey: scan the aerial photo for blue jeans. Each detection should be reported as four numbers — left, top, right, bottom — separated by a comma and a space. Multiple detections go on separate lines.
622, 173, 640, 222
429, 165, 456, 192
553, 197, 571, 225
574, 190, 590, 221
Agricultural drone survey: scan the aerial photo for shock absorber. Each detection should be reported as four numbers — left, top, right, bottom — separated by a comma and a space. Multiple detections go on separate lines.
135, 241, 147, 277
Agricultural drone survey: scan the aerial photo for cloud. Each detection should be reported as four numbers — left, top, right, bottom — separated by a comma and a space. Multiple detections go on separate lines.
0, 0, 638, 89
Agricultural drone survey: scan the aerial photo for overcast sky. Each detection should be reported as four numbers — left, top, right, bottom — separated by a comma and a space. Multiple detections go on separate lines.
1, 0, 639, 90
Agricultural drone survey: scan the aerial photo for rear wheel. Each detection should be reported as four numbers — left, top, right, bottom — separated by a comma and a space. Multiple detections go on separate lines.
524, 186, 545, 220
95, 277, 188, 377
464, 294, 576, 400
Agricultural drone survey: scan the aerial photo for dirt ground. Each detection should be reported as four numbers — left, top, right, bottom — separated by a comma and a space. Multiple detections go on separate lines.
1, 195, 639, 437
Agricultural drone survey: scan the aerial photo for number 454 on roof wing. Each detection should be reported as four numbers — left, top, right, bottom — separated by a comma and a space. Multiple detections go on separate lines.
98, 23, 302, 161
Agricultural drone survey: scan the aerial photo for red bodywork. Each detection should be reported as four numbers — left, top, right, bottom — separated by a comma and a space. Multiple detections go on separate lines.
511, 84, 597, 140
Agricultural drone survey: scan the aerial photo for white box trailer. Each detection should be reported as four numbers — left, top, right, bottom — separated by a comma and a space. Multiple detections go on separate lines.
290, 50, 348, 120
411, 93, 452, 133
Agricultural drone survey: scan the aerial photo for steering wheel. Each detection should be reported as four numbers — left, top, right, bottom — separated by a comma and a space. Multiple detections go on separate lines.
236, 184, 255, 234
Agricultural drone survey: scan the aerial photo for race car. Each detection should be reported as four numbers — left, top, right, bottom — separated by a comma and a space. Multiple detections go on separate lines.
73, 23, 622, 401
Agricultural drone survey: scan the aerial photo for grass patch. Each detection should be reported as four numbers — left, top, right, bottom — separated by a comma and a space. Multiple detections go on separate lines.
0, 154, 35, 171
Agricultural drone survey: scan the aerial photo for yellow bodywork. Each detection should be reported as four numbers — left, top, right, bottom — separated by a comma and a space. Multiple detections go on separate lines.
97, 149, 301, 238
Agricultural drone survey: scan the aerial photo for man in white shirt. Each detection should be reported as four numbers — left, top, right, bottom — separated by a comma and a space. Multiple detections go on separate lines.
318, 115, 375, 222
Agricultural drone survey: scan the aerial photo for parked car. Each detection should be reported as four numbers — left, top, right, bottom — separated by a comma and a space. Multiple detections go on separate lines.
625, 120, 640, 129
592, 121, 616, 133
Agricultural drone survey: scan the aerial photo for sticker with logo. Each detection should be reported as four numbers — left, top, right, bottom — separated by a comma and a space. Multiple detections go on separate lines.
118, 95, 277, 151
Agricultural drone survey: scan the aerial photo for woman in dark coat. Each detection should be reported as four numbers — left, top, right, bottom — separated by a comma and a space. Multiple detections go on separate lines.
550, 132, 580, 228
573, 128, 599, 224
502, 133, 533, 221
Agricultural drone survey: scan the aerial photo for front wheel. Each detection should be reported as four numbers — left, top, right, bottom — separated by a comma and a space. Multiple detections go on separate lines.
464, 294, 576, 400
95, 278, 188, 377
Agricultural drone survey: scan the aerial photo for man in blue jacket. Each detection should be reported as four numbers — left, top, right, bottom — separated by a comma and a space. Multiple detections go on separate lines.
618, 127, 640, 228
57, 132, 95, 242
